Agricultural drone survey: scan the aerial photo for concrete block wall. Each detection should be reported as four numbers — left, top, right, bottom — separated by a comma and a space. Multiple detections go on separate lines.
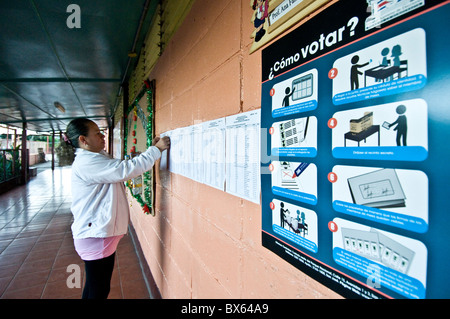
128, 0, 341, 299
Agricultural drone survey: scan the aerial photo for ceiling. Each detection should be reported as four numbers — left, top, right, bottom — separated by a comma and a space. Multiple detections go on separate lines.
0, 0, 158, 133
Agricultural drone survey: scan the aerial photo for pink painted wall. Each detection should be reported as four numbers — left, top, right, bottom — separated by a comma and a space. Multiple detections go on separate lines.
128, 0, 341, 299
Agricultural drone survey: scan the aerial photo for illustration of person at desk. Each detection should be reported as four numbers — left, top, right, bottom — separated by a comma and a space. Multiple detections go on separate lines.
375, 47, 391, 81
381, 47, 390, 67
364, 44, 408, 86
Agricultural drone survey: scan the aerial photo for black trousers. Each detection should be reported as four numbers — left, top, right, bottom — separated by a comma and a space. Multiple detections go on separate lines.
82, 252, 116, 299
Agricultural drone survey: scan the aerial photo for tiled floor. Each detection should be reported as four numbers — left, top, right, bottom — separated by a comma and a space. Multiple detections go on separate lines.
0, 164, 151, 299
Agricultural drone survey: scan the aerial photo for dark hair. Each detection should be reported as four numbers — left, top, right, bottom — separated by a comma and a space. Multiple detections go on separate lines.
65, 118, 94, 148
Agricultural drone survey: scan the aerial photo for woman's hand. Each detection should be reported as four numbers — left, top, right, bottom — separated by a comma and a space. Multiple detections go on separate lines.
153, 136, 171, 152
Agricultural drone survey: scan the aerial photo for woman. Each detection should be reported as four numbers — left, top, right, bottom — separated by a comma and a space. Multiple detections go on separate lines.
65, 118, 170, 299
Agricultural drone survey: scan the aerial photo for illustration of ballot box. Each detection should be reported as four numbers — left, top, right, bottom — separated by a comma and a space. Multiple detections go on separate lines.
344, 112, 380, 147
350, 112, 373, 133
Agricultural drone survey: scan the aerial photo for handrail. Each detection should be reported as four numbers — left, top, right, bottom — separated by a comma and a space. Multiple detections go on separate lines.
0, 149, 21, 183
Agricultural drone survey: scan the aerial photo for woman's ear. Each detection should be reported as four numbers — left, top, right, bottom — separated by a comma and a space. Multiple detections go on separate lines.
79, 135, 87, 147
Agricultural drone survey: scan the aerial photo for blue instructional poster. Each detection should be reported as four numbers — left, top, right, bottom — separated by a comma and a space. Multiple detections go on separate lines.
260, 0, 450, 299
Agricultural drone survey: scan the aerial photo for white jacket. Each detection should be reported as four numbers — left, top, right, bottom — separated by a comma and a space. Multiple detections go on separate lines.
70, 147, 161, 239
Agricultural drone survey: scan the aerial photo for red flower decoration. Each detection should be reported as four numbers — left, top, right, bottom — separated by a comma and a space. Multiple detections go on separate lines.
133, 138, 137, 144
143, 204, 150, 214
133, 115, 137, 121
130, 146, 135, 153
132, 130, 136, 136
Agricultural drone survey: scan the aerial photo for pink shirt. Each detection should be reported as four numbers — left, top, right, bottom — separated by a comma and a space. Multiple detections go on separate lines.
74, 235, 123, 261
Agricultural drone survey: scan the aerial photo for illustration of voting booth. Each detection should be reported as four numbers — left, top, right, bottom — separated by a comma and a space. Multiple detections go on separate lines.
344, 111, 380, 147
